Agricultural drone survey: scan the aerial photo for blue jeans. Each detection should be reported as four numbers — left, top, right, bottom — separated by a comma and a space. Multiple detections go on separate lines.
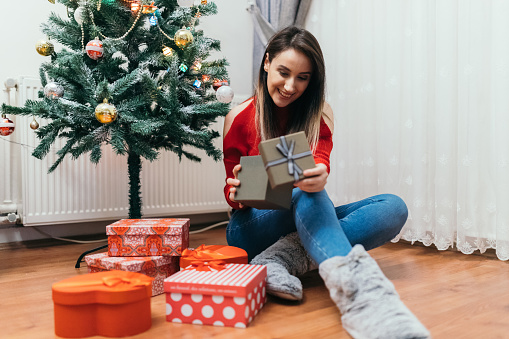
226, 188, 408, 264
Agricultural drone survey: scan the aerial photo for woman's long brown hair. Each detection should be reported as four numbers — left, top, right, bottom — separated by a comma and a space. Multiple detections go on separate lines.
255, 26, 326, 151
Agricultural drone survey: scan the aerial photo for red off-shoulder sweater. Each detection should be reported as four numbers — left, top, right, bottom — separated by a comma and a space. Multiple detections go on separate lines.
223, 98, 333, 210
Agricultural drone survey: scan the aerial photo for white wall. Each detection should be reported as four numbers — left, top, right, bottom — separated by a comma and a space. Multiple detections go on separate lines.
0, 2, 65, 86
201, 0, 254, 96
0, 0, 253, 243
1, 0, 253, 96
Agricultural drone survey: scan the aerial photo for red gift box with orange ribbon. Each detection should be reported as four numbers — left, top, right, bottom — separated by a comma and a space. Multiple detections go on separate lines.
52, 271, 153, 338
164, 262, 267, 328
180, 244, 248, 269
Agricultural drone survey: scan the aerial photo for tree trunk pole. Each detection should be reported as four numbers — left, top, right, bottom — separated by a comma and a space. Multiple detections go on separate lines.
127, 151, 142, 219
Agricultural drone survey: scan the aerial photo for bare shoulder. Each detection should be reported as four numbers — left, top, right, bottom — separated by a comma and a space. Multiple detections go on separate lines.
322, 101, 334, 132
223, 98, 254, 138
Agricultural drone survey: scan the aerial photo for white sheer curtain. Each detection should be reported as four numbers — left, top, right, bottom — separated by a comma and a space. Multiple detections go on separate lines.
306, 0, 509, 260
248, 0, 313, 82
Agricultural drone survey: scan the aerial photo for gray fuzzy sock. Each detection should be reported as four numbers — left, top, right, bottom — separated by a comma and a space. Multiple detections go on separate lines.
319, 244, 431, 339
261, 262, 303, 300
250, 232, 315, 300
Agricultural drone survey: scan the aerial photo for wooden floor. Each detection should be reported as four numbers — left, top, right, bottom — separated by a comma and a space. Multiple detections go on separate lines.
2, 225, 509, 339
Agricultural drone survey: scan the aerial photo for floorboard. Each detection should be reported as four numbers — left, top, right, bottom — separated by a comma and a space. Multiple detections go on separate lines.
1, 225, 508, 338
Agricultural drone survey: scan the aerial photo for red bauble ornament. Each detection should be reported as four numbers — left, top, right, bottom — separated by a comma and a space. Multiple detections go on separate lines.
86, 38, 104, 60
212, 79, 228, 91
0, 116, 15, 136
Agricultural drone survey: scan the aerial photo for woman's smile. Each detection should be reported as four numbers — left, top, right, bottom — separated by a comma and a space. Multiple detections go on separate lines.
264, 48, 312, 107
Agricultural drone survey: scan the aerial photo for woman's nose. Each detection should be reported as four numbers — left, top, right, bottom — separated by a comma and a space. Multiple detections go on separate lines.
284, 79, 295, 92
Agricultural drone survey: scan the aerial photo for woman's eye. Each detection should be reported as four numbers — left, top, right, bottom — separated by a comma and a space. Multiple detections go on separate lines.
299, 76, 309, 81
279, 72, 288, 77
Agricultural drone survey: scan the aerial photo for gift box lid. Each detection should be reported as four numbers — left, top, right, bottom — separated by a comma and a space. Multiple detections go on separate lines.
85, 252, 174, 270
106, 218, 190, 235
180, 245, 248, 269
164, 263, 266, 298
52, 271, 153, 305
258, 131, 316, 188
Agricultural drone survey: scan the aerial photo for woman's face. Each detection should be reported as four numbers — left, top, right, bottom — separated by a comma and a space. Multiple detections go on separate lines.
264, 48, 312, 108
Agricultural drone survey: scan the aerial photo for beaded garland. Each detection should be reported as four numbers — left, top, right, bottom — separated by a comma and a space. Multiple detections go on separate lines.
89, 4, 143, 41
73, 1, 217, 97
78, 1, 203, 54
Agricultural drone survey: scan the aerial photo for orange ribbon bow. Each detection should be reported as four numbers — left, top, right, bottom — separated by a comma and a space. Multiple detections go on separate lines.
101, 276, 150, 288
57, 275, 151, 289
180, 244, 248, 269
181, 244, 221, 260
186, 260, 227, 271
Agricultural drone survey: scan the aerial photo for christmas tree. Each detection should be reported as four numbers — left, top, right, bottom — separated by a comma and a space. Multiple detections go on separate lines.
1, 0, 234, 218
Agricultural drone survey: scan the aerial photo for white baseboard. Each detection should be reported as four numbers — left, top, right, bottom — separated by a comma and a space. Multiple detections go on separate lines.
0, 211, 229, 245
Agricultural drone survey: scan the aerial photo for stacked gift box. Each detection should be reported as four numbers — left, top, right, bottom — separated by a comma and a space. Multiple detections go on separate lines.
106, 218, 190, 257
84, 218, 190, 296
85, 252, 179, 296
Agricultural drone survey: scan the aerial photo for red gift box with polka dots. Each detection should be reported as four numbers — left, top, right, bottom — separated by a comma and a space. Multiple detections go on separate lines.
164, 263, 267, 328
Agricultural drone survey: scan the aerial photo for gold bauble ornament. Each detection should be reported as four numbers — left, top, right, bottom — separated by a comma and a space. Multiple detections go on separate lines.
35, 39, 54, 56
95, 98, 118, 124
30, 117, 39, 130
48, 0, 56, 3
174, 29, 194, 48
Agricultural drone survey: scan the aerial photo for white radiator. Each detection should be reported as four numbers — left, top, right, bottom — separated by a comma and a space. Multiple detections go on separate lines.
1, 79, 20, 221
2, 77, 238, 226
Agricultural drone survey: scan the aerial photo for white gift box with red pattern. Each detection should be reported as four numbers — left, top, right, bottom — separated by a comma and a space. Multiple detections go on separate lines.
164, 263, 267, 328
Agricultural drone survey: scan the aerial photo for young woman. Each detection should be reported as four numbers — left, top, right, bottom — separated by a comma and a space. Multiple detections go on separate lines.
223, 26, 430, 338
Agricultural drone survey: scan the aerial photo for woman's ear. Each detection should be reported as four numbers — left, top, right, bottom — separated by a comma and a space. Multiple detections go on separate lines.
263, 53, 270, 72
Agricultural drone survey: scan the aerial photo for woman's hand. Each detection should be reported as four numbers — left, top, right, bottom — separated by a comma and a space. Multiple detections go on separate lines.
226, 164, 244, 208
295, 163, 328, 193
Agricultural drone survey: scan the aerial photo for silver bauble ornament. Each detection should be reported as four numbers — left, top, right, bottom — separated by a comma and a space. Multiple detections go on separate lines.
216, 85, 234, 103
74, 6, 87, 26
44, 82, 64, 99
